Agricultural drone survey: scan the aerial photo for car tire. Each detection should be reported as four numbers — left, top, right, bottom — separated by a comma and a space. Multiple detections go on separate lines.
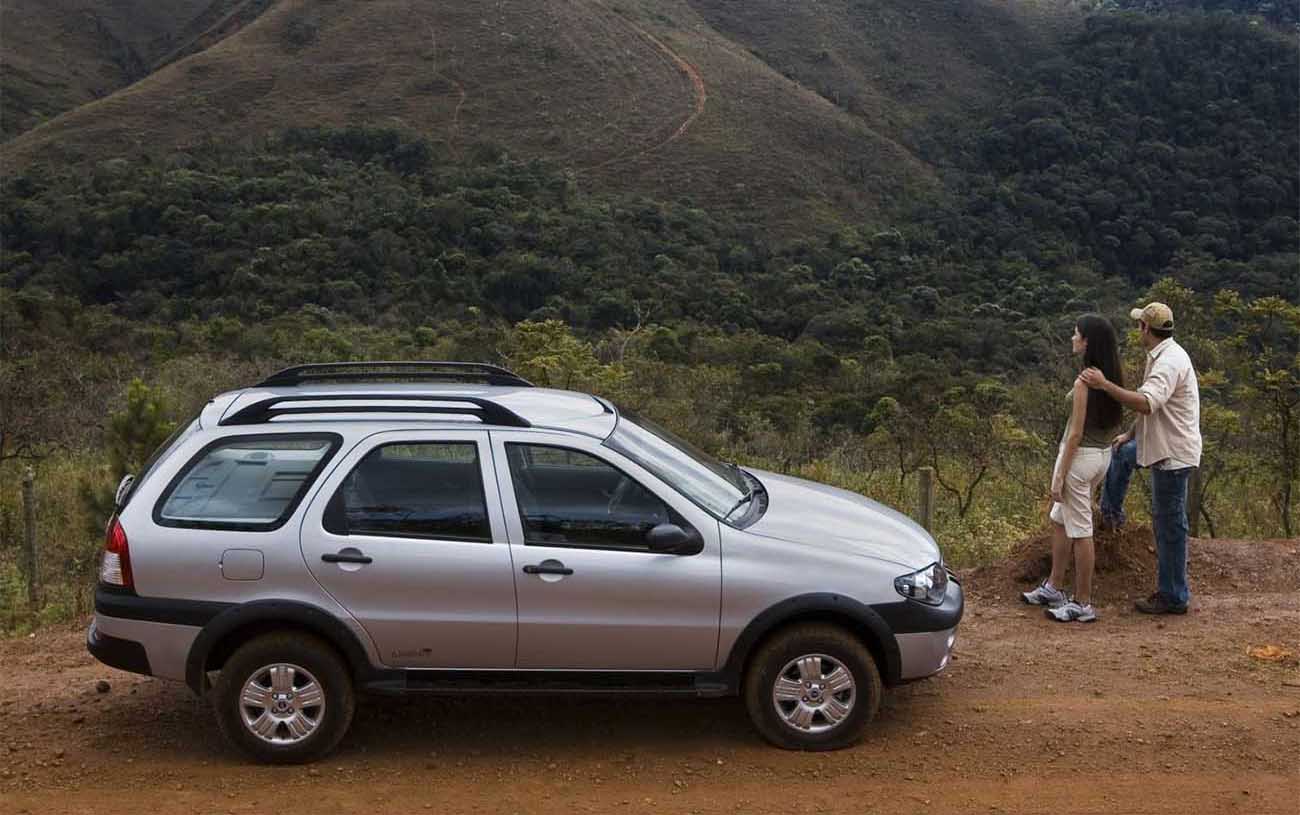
212, 631, 355, 764
742, 623, 882, 750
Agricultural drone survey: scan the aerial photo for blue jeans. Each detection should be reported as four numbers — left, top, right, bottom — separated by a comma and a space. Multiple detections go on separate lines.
1100, 439, 1191, 606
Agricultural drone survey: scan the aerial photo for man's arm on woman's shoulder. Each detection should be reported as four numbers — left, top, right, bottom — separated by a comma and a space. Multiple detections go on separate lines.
1078, 367, 1152, 414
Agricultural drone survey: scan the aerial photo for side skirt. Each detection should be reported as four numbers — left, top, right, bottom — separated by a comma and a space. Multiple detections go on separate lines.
363, 670, 733, 698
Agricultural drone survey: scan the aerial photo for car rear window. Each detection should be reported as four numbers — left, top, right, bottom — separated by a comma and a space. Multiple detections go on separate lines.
155, 434, 341, 530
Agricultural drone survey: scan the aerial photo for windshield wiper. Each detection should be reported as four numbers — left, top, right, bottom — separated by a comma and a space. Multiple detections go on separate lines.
722, 486, 755, 521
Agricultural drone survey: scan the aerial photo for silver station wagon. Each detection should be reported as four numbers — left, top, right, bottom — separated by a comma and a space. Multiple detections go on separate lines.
88, 361, 963, 763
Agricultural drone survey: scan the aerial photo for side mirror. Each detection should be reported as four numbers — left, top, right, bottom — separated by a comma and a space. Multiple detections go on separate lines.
646, 523, 703, 556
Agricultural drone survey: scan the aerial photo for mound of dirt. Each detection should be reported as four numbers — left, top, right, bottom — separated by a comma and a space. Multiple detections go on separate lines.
966, 522, 1300, 606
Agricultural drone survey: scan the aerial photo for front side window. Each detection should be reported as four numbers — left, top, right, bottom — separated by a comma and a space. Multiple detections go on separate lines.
323, 442, 491, 542
156, 435, 339, 530
506, 443, 683, 551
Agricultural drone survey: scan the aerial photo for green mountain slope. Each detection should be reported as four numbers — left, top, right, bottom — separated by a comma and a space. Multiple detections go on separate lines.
0, 0, 221, 139
0, 0, 1072, 228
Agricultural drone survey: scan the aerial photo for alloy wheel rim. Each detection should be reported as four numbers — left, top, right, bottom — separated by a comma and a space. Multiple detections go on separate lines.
771, 653, 856, 734
238, 662, 325, 745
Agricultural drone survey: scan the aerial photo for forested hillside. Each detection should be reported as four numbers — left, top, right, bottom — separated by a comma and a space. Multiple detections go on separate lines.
5, 15, 1295, 347
928, 13, 1298, 295
1108, 0, 1299, 27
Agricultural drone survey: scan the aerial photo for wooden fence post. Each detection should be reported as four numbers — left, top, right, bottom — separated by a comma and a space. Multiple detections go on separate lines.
917, 466, 936, 533
21, 467, 39, 610
1187, 467, 1201, 538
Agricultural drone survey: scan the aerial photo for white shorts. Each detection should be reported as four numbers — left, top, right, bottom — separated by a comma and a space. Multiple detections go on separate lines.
1049, 444, 1112, 538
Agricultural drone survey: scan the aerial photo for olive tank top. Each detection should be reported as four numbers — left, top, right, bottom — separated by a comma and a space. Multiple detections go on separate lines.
1061, 388, 1121, 449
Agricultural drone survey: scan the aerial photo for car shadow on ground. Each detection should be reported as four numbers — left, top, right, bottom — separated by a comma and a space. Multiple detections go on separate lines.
83, 678, 929, 763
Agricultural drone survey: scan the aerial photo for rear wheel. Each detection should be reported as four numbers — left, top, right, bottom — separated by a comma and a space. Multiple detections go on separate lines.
212, 632, 355, 764
742, 623, 881, 750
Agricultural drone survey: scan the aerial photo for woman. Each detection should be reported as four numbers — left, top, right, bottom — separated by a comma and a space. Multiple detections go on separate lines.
1021, 314, 1124, 622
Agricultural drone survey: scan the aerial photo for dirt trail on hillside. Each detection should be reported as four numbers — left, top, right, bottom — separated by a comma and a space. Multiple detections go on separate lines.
583, 2, 707, 171
1, 537, 1297, 814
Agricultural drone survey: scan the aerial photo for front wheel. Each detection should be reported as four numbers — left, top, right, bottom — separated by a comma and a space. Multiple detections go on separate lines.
742, 623, 882, 750
212, 632, 355, 764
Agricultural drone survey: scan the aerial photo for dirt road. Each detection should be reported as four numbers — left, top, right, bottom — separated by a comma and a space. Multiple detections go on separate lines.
1, 536, 1297, 814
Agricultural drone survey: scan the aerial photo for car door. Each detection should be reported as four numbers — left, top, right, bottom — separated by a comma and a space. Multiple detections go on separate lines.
489, 430, 721, 671
300, 429, 517, 669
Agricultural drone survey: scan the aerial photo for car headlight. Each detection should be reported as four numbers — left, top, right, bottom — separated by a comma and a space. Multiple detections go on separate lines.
894, 562, 948, 605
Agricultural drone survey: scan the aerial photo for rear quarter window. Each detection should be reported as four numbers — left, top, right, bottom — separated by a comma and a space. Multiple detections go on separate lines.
154, 434, 341, 531
118, 415, 200, 508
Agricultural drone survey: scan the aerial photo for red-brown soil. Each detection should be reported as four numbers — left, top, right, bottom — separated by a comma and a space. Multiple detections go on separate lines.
1, 535, 1297, 814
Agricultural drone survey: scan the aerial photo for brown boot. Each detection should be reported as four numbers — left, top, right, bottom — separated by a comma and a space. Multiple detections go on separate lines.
1134, 592, 1188, 615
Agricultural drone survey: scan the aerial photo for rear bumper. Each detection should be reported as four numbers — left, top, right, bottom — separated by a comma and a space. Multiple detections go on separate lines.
88, 613, 201, 682
86, 621, 151, 676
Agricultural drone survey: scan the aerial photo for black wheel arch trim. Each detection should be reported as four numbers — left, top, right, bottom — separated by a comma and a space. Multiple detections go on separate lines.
184, 600, 378, 695
719, 593, 905, 687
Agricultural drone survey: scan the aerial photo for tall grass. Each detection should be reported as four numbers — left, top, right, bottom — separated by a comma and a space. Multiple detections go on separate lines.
0, 453, 104, 632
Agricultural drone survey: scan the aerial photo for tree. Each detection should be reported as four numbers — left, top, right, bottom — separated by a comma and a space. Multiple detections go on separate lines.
867, 396, 926, 500
928, 382, 1043, 518
1217, 293, 1300, 535
79, 380, 176, 533
500, 320, 628, 395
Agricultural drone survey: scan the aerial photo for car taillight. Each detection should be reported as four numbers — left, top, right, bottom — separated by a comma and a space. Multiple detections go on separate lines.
100, 515, 133, 588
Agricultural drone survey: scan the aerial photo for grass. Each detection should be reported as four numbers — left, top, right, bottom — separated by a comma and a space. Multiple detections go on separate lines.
0, 454, 104, 632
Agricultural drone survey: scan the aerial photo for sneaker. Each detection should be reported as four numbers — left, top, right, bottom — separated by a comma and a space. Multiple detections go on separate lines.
1135, 592, 1188, 615
1046, 599, 1098, 623
1021, 580, 1067, 607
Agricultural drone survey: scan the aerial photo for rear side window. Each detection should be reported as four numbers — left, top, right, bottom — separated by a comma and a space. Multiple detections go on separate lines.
323, 442, 491, 542
155, 434, 340, 530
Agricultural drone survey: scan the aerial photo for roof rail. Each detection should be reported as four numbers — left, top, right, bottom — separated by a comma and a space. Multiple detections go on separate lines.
220, 394, 532, 428
255, 361, 534, 388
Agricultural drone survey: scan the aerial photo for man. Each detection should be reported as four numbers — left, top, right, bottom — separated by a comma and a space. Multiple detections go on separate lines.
1078, 302, 1202, 615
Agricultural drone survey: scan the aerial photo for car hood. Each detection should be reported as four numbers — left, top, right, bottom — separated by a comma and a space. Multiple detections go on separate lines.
742, 468, 942, 570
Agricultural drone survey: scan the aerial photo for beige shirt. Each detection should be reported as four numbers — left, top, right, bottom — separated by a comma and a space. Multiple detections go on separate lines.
1135, 338, 1202, 469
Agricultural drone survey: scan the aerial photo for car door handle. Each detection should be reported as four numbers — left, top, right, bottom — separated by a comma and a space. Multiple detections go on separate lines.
523, 563, 573, 576
322, 551, 373, 564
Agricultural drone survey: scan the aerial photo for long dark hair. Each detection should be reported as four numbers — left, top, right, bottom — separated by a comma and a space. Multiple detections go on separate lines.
1077, 314, 1123, 432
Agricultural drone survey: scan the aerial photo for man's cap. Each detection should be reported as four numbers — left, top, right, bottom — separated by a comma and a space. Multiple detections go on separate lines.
1130, 302, 1174, 331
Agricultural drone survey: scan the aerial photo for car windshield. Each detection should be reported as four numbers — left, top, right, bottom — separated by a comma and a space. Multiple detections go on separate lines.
604, 408, 748, 519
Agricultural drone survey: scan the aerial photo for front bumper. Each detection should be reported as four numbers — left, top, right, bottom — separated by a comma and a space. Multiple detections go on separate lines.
896, 626, 959, 680
872, 577, 963, 681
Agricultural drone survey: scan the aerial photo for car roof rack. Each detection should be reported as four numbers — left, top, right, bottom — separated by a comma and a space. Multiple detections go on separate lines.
255, 361, 534, 388
220, 394, 532, 427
